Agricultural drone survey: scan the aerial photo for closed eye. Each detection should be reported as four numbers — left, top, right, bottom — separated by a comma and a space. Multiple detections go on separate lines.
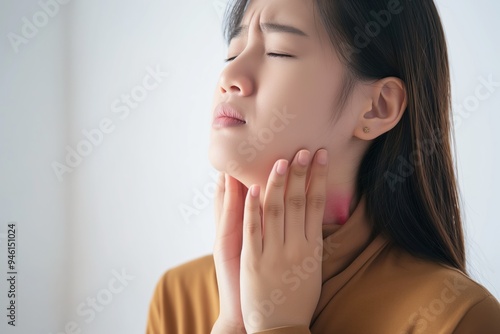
267, 53, 294, 59
224, 53, 294, 63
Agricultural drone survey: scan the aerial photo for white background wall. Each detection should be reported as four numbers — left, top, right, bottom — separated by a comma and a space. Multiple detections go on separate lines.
0, 1, 498, 333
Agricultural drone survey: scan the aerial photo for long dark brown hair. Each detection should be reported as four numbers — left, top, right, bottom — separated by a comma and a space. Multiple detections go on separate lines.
222, 0, 466, 273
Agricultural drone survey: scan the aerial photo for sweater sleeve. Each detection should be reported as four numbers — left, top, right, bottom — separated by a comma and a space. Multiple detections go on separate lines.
253, 325, 311, 334
453, 295, 500, 334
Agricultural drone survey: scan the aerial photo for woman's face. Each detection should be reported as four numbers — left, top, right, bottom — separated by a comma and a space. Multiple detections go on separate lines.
209, 0, 367, 194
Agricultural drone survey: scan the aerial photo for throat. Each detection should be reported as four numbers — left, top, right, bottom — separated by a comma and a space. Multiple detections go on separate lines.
322, 190, 355, 225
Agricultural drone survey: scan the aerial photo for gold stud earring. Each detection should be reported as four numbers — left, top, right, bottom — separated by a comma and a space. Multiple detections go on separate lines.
363, 127, 370, 133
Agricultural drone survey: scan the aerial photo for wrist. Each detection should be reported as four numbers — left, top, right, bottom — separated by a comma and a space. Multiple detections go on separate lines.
212, 318, 247, 334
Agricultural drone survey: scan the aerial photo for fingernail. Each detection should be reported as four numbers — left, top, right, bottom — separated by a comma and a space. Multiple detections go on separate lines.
317, 150, 328, 165
297, 150, 311, 166
276, 160, 288, 175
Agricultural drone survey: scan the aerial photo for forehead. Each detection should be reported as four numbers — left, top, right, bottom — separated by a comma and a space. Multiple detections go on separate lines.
231, 0, 338, 64
235, 0, 320, 39
242, 0, 315, 25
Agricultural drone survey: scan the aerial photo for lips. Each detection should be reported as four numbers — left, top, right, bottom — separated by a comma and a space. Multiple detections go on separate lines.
213, 102, 246, 123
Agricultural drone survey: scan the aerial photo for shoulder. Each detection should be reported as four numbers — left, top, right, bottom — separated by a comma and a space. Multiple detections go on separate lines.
453, 294, 500, 333
146, 254, 218, 334
374, 242, 495, 301
164, 254, 215, 282
366, 242, 500, 333
155, 254, 216, 294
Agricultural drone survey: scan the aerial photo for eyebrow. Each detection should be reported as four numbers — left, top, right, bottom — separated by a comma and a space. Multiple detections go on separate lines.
229, 22, 309, 43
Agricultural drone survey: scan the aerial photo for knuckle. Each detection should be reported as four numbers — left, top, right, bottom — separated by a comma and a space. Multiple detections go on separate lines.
307, 193, 326, 210
286, 194, 306, 210
268, 177, 285, 189
245, 221, 260, 235
291, 165, 308, 178
264, 202, 283, 219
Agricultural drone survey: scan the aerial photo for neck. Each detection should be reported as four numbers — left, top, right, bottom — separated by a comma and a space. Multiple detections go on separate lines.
321, 183, 364, 240
319, 153, 361, 226
322, 187, 360, 225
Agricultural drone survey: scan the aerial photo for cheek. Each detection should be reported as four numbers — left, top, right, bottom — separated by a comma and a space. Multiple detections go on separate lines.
249, 61, 344, 153
260, 64, 337, 123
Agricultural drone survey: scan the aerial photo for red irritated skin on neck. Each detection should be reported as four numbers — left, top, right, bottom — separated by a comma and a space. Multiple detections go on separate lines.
322, 191, 353, 225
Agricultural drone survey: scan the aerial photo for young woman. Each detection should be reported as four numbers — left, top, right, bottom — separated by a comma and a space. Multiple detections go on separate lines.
146, 0, 500, 333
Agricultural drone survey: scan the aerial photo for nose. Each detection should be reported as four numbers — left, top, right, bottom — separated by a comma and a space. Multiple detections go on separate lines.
218, 59, 254, 97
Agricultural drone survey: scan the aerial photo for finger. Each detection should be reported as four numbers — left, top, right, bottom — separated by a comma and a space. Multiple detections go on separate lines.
239, 180, 249, 207
218, 174, 244, 239
305, 149, 329, 241
242, 184, 262, 257
262, 159, 288, 252
284, 150, 311, 245
215, 172, 225, 231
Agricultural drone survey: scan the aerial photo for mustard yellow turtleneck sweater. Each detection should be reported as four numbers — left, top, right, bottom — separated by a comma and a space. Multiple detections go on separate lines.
145, 196, 500, 333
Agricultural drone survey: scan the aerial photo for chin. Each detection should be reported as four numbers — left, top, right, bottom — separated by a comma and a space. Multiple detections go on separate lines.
208, 147, 243, 175
208, 142, 280, 190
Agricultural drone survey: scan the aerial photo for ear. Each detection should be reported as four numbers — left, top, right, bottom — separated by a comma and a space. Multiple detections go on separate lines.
353, 77, 407, 140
